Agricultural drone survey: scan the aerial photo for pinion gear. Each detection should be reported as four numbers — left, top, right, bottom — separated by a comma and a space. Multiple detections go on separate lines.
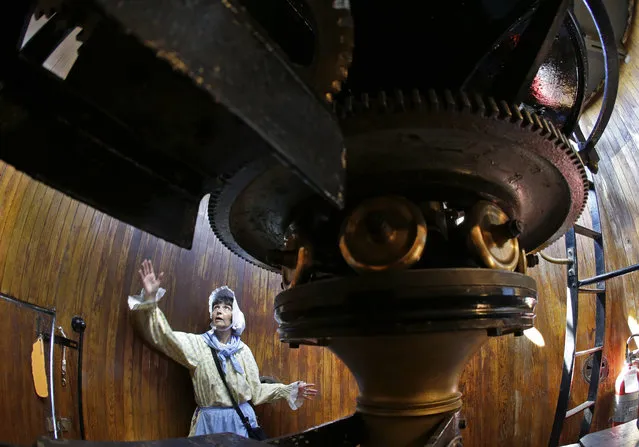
241, 0, 354, 102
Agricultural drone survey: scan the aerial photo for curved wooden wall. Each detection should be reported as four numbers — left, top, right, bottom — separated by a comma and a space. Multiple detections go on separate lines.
0, 173, 357, 441
1, 14, 639, 447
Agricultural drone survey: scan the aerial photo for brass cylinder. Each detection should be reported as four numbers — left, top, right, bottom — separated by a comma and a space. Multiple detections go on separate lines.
467, 201, 520, 271
329, 331, 487, 446
339, 195, 427, 272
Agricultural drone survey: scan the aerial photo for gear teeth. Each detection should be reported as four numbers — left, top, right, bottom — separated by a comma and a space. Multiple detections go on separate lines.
394, 90, 406, 111
411, 89, 423, 109
562, 134, 572, 149
540, 117, 552, 137
378, 91, 388, 111
426, 89, 439, 111
532, 113, 544, 132
499, 100, 512, 120
361, 93, 370, 110
487, 97, 500, 117
459, 91, 472, 111
207, 189, 266, 271
472, 92, 486, 116
520, 109, 534, 128
547, 121, 559, 143
335, 88, 588, 253
443, 90, 456, 110
511, 104, 524, 123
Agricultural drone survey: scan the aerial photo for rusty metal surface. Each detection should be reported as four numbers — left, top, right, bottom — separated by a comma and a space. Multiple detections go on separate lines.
92, 0, 346, 208
338, 195, 427, 273
0, 0, 347, 248
208, 90, 587, 270
275, 268, 537, 340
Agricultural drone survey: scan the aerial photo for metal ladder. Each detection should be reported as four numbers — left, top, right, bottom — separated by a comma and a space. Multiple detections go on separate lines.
548, 173, 607, 446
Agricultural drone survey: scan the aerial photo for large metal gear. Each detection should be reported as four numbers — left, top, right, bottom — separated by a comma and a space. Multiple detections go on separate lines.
239, 0, 354, 101
208, 89, 588, 270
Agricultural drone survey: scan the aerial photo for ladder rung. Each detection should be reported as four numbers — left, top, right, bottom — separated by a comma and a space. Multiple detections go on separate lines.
575, 224, 601, 241
574, 224, 602, 240
578, 287, 605, 294
575, 346, 603, 357
565, 400, 595, 418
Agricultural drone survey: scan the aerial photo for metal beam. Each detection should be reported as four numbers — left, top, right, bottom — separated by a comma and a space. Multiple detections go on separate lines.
91, 0, 346, 208
492, 0, 572, 102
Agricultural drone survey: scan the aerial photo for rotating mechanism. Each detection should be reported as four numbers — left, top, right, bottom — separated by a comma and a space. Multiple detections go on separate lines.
1, 1, 611, 446
208, 90, 587, 445
209, 89, 588, 272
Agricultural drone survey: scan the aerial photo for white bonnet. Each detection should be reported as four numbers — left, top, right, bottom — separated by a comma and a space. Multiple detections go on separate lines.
208, 286, 246, 335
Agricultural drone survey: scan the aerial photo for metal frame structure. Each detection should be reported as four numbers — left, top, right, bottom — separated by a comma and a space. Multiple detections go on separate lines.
546, 0, 630, 443
0, 1, 346, 250
548, 174, 606, 447
548, 173, 639, 446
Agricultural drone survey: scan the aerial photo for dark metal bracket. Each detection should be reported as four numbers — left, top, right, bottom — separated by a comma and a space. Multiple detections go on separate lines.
576, 0, 620, 173
41, 333, 79, 350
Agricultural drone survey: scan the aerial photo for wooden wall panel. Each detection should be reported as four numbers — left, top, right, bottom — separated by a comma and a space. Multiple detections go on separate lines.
0, 163, 357, 442
0, 299, 55, 445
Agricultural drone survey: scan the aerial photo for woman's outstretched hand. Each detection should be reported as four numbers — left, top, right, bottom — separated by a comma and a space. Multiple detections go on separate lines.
298, 382, 318, 400
139, 259, 164, 301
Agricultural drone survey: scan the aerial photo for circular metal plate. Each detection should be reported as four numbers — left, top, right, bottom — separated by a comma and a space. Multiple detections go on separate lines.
275, 268, 538, 339
582, 354, 609, 384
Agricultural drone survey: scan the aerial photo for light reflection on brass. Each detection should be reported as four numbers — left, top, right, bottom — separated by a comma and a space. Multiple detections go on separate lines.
339, 195, 427, 272
281, 234, 313, 289
467, 201, 520, 271
329, 331, 487, 447
516, 249, 528, 274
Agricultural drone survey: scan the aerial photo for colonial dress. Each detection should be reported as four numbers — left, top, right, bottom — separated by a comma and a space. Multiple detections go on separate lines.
128, 286, 303, 437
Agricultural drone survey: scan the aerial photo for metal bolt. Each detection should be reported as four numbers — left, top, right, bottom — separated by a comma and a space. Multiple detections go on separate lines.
365, 212, 395, 243
506, 220, 524, 238
493, 219, 523, 244
71, 316, 86, 333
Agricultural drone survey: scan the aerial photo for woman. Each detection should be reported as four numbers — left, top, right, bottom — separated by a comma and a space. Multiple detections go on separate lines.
128, 259, 318, 437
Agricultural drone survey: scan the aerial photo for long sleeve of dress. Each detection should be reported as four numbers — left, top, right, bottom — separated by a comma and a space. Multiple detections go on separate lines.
242, 345, 304, 410
128, 288, 200, 370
